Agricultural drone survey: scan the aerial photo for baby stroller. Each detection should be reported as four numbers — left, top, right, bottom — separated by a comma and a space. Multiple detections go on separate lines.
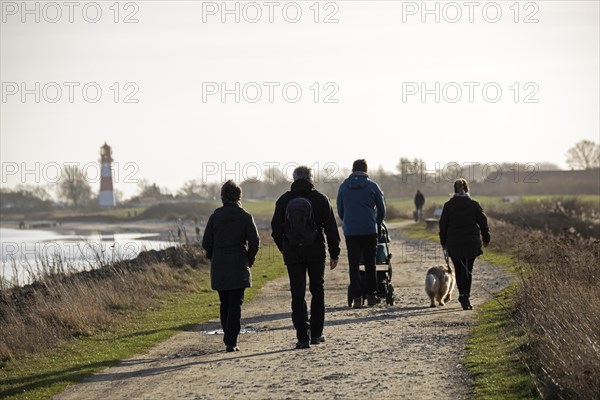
347, 222, 395, 306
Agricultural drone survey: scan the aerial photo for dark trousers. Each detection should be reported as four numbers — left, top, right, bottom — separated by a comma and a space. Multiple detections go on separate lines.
218, 288, 245, 346
286, 261, 325, 342
415, 206, 423, 221
346, 234, 378, 299
451, 258, 475, 297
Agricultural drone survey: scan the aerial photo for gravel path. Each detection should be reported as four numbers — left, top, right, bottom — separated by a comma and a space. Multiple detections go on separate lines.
55, 226, 511, 400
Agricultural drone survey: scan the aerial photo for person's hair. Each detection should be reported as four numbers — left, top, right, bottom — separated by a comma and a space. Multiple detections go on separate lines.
352, 159, 368, 172
221, 180, 242, 203
292, 166, 313, 182
453, 178, 469, 194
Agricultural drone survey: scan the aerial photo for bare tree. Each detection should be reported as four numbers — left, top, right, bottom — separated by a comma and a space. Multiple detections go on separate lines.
396, 157, 426, 182
263, 166, 288, 184
566, 140, 600, 170
15, 184, 53, 201
177, 179, 203, 199
138, 181, 163, 198
1, 185, 54, 211
203, 182, 221, 201
57, 166, 92, 207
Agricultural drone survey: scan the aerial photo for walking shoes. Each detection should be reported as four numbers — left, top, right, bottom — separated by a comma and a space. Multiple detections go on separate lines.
310, 336, 325, 345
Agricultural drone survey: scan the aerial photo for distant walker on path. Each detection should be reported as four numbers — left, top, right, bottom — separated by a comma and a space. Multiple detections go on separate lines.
414, 190, 425, 221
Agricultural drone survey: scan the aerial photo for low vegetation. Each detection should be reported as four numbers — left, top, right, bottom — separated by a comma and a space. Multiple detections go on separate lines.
487, 196, 600, 239
465, 283, 538, 399
0, 246, 205, 361
492, 222, 600, 398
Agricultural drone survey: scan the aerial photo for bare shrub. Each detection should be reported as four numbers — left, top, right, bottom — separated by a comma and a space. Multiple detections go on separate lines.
385, 204, 404, 220
488, 197, 600, 239
492, 220, 600, 398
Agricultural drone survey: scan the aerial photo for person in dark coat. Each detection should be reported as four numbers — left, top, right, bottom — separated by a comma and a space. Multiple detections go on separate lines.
202, 180, 260, 352
271, 166, 340, 349
438, 178, 490, 310
337, 159, 386, 308
414, 190, 425, 221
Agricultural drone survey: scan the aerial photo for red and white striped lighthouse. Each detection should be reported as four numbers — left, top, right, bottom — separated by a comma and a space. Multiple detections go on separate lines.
98, 142, 115, 207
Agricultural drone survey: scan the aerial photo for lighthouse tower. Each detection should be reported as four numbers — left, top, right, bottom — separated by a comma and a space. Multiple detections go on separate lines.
98, 142, 116, 207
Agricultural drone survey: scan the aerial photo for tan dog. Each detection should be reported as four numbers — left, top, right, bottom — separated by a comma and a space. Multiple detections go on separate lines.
425, 259, 455, 307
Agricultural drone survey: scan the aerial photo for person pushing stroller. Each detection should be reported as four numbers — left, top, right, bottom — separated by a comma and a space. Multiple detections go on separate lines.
337, 159, 386, 308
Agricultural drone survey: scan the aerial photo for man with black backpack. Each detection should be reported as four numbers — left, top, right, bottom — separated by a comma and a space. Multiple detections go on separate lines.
271, 166, 341, 349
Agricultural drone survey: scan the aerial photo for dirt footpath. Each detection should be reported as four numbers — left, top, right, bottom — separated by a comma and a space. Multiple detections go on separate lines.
55, 227, 511, 400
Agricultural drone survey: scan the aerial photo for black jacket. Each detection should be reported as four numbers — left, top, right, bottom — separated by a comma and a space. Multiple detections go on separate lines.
414, 192, 425, 208
271, 179, 341, 265
439, 195, 490, 260
202, 203, 260, 291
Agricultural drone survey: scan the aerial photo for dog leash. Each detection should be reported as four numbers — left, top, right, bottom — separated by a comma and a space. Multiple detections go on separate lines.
443, 248, 452, 273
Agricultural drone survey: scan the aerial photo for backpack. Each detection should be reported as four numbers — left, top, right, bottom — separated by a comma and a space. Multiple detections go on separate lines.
284, 196, 318, 246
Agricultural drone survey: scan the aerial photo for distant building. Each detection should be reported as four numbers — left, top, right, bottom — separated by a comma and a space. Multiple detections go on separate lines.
99, 142, 116, 207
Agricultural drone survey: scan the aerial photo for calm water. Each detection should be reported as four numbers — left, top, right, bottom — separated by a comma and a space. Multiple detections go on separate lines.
0, 228, 174, 286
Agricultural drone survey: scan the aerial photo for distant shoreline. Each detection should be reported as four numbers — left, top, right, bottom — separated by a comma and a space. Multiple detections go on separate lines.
0, 218, 186, 242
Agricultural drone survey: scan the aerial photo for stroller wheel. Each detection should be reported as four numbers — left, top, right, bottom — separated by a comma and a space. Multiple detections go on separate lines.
386, 284, 395, 305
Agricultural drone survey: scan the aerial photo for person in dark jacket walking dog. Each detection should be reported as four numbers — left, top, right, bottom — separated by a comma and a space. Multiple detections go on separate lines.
271, 166, 340, 349
337, 159, 386, 308
438, 178, 490, 310
202, 180, 260, 352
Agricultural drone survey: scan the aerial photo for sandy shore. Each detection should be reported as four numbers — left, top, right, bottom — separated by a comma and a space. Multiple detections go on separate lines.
54, 226, 511, 400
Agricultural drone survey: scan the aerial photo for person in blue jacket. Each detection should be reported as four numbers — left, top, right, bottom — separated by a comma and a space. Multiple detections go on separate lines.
337, 159, 386, 308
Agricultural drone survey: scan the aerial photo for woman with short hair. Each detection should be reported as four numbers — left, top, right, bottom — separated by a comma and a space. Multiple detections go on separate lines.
202, 180, 260, 351
439, 178, 490, 310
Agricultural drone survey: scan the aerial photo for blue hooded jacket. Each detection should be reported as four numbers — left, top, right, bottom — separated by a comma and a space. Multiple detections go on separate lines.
337, 172, 386, 236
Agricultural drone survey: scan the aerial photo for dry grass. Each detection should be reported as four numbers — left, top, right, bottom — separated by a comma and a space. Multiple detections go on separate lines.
0, 245, 207, 361
492, 221, 600, 399
488, 197, 600, 239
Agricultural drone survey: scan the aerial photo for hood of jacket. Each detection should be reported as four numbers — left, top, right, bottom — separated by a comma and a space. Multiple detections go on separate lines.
346, 172, 369, 189
290, 179, 315, 194
337, 172, 385, 236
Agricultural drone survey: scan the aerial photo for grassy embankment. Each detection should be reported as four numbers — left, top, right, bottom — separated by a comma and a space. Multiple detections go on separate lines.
0, 246, 285, 400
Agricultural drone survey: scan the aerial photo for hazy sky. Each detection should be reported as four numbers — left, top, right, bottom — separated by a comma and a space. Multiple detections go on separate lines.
1, 1, 599, 198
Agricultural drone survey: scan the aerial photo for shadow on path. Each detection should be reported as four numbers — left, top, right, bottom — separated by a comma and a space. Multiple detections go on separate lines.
82, 348, 296, 384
